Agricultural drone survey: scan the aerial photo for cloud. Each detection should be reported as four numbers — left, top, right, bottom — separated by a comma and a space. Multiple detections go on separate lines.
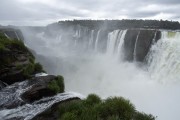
0, 0, 179, 26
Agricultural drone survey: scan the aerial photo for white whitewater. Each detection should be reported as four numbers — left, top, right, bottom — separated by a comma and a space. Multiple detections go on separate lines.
147, 31, 180, 83
0, 80, 83, 120
0, 92, 82, 120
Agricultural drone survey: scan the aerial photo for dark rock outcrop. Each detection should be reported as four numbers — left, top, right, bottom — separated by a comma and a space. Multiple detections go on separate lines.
124, 29, 139, 61
135, 30, 159, 61
0, 28, 24, 40
0, 33, 43, 85
124, 29, 161, 62
0, 75, 55, 109
21, 75, 56, 103
0, 80, 8, 90
32, 99, 80, 120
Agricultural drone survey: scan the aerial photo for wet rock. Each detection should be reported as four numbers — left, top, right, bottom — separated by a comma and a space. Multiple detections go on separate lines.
135, 30, 155, 61
0, 33, 43, 85
21, 75, 57, 103
124, 29, 139, 61
0, 75, 56, 109
123, 29, 161, 62
0, 80, 8, 90
32, 98, 80, 120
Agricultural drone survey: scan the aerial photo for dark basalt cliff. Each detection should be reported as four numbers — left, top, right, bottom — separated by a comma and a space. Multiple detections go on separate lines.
0, 32, 39, 85
124, 29, 161, 62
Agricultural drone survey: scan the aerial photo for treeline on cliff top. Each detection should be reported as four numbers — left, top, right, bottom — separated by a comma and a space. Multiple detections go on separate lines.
55, 19, 180, 30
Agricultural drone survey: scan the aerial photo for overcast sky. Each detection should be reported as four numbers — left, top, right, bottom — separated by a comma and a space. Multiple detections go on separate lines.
0, 0, 179, 26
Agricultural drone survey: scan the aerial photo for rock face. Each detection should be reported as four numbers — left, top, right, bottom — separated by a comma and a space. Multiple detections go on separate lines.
135, 30, 161, 61
0, 74, 81, 120
0, 28, 24, 40
32, 99, 80, 120
0, 32, 43, 85
124, 29, 140, 61
0, 75, 55, 109
21, 75, 56, 103
0, 80, 8, 90
124, 29, 161, 62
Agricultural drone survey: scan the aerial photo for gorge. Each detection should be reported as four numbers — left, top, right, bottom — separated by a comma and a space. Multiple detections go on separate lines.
0, 20, 180, 120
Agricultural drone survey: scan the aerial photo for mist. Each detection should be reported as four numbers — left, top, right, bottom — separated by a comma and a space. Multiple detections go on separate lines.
21, 26, 180, 120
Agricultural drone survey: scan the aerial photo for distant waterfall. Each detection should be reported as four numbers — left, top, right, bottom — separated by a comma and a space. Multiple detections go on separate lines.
88, 30, 94, 49
56, 34, 62, 43
133, 31, 140, 61
95, 30, 101, 52
147, 31, 180, 82
4, 33, 10, 39
15, 31, 20, 40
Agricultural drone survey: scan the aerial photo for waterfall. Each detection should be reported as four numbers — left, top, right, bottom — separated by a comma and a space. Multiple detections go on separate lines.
59, 35, 62, 43
133, 31, 140, 61
152, 31, 157, 44
88, 30, 94, 49
56, 34, 62, 43
117, 30, 127, 57
74, 29, 79, 46
4, 33, 10, 39
15, 31, 20, 40
106, 30, 127, 58
106, 30, 120, 55
95, 30, 101, 52
147, 31, 180, 83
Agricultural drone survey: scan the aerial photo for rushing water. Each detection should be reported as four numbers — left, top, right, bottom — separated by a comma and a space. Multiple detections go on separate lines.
21, 27, 180, 120
0, 75, 83, 120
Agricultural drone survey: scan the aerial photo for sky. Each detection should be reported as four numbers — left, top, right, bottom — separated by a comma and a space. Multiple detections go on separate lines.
0, 0, 180, 26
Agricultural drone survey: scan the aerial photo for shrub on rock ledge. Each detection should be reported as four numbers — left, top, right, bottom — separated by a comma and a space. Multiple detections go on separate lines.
48, 75, 64, 93
58, 94, 155, 120
0, 33, 45, 84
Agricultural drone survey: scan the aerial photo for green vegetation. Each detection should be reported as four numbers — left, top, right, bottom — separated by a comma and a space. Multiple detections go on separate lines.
57, 19, 180, 30
34, 62, 44, 73
23, 63, 35, 78
58, 94, 155, 120
167, 32, 176, 38
0, 32, 45, 80
48, 75, 65, 93
0, 32, 27, 52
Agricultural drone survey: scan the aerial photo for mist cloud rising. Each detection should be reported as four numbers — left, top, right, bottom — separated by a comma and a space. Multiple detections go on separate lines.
0, 0, 180, 26
21, 26, 180, 120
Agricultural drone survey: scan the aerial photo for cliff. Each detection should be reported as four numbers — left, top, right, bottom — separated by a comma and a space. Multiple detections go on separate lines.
0, 32, 42, 85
